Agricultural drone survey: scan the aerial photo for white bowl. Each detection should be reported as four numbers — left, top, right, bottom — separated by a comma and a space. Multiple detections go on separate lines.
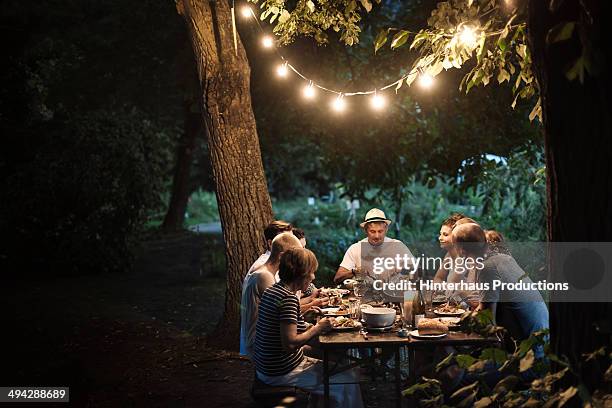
361, 307, 396, 328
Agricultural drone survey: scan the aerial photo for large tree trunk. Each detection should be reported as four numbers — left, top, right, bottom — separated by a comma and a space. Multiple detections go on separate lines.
528, 0, 612, 390
177, 0, 274, 348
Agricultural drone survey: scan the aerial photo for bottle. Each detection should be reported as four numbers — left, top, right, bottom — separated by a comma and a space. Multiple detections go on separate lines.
412, 281, 425, 327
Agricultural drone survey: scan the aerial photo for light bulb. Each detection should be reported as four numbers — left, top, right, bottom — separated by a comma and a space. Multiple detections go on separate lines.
459, 26, 478, 48
262, 36, 274, 48
276, 63, 288, 77
418, 73, 434, 89
370, 94, 386, 110
303, 84, 316, 99
332, 96, 346, 112
241, 6, 252, 18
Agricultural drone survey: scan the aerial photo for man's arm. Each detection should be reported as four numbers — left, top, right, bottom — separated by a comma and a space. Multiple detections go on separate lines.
334, 266, 353, 284
256, 271, 276, 296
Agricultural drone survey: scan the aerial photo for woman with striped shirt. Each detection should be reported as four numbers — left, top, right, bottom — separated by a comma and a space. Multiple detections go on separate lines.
254, 247, 363, 408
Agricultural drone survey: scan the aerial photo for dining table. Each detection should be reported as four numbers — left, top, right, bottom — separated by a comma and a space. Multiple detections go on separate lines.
318, 319, 500, 408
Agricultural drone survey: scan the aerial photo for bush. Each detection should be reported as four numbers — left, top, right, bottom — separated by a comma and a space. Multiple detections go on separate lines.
1, 110, 173, 276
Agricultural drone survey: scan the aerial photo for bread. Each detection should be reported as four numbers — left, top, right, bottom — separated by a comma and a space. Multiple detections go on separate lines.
417, 318, 449, 335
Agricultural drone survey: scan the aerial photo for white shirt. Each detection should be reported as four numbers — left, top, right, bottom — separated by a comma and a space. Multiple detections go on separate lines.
340, 237, 415, 280
239, 264, 276, 357
249, 251, 270, 274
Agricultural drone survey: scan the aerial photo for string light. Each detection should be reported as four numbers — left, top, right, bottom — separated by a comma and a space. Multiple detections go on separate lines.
276, 62, 289, 77
458, 26, 478, 48
303, 82, 316, 99
418, 73, 434, 89
262, 36, 274, 48
241, 6, 252, 18
238, 6, 486, 110
332, 94, 346, 112
370, 92, 386, 110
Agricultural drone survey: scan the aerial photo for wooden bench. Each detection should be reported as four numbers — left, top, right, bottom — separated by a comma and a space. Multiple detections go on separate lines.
250, 376, 309, 407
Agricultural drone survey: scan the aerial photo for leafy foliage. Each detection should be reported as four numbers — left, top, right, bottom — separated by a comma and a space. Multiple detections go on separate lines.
404, 311, 612, 408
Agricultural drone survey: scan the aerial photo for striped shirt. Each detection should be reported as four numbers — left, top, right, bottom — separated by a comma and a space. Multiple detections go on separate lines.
253, 282, 305, 376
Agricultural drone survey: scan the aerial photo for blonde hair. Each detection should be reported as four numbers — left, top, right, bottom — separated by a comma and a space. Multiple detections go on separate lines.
268, 232, 302, 263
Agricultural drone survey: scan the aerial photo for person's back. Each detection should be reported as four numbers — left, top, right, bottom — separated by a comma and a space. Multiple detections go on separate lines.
239, 265, 275, 357
480, 253, 549, 340
253, 282, 305, 376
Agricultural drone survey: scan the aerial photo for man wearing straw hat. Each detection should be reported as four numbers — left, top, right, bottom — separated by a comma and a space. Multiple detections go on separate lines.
333, 208, 414, 285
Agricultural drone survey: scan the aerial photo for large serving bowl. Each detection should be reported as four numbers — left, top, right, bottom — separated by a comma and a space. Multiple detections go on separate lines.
361, 307, 396, 328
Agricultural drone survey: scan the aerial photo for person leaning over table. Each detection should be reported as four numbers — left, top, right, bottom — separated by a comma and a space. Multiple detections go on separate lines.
240, 232, 303, 358
254, 247, 364, 408
333, 208, 415, 285
452, 222, 549, 346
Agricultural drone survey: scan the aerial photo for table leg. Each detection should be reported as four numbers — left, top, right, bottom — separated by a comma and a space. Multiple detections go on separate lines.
324, 349, 330, 408
409, 348, 416, 384
395, 347, 401, 408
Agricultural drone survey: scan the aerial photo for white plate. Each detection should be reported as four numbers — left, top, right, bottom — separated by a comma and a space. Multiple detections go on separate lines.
438, 317, 461, 325
409, 329, 448, 339
433, 308, 466, 316
321, 307, 350, 316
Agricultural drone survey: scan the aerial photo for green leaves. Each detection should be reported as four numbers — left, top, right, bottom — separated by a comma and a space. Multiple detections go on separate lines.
359, 0, 372, 13
391, 30, 410, 50
520, 349, 535, 372
374, 29, 388, 54
480, 347, 508, 365
547, 22, 576, 44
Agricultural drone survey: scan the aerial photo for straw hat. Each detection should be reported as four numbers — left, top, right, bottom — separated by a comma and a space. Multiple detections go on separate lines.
359, 208, 392, 228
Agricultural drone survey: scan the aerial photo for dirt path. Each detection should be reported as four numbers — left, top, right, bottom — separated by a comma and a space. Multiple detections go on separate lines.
2, 233, 254, 407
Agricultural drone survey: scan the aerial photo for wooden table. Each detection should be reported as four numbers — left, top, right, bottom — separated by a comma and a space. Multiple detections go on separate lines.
318, 329, 499, 408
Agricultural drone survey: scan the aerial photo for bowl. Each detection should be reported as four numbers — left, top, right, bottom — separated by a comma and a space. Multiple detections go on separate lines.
343, 279, 357, 289
361, 307, 396, 328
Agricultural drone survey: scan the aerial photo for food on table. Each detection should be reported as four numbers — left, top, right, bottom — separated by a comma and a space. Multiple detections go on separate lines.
320, 287, 349, 297
438, 317, 461, 326
434, 303, 465, 314
417, 318, 449, 335
332, 316, 359, 328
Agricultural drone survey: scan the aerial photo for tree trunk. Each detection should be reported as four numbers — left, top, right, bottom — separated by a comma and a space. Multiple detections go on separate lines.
161, 97, 201, 232
177, 0, 274, 349
528, 0, 612, 389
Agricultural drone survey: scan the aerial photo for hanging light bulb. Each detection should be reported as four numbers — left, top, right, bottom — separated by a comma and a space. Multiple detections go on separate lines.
418, 73, 434, 89
370, 92, 386, 110
241, 6, 252, 18
303, 82, 316, 99
262, 36, 274, 48
276, 62, 289, 77
331, 94, 346, 112
458, 25, 478, 48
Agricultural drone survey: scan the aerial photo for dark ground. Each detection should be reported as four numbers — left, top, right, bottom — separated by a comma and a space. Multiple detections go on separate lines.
2, 232, 399, 407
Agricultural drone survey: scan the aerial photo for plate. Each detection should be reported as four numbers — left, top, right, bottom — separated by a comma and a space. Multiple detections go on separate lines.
438, 317, 461, 325
434, 308, 466, 316
321, 288, 350, 296
409, 329, 448, 339
321, 307, 349, 316
332, 321, 362, 331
